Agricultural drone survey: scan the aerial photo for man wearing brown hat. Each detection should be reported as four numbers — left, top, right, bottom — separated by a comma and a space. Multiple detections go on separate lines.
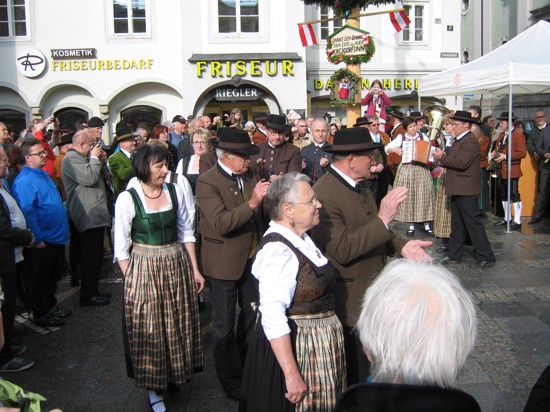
491, 112, 526, 230
196, 129, 269, 401
432, 110, 496, 268
311, 127, 432, 386
254, 114, 301, 181
108, 122, 136, 201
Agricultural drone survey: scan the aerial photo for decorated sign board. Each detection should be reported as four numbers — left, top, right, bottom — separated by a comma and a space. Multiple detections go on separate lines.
326, 25, 375, 65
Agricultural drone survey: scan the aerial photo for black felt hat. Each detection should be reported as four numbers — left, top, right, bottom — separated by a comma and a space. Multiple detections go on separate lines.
450, 110, 482, 125
353, 117, 372, 127
266, 114, 290, 132
496, 111, 517, 121
322, 127, 382, 153
212, 128, 260, 156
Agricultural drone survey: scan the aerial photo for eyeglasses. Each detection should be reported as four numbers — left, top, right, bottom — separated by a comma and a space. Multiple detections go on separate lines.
291, 194, 319, 207
27, 150, 47, 157
451, 122, 465, 127
370, 123, 380, 126
192, 141, 208, 146
535, 115, 546, 119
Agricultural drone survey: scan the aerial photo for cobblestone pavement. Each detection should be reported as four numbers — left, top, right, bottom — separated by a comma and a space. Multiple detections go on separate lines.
3, 214, 550, 411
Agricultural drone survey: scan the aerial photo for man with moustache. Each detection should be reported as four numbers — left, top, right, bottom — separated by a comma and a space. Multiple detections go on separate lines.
196, 129, 269, 401
432, 111, 496, 269
254, 114, 301, 181
311, 127, 432, 386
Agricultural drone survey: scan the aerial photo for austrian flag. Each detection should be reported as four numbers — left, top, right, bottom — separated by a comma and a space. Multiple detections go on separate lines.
298, 23, 317, 47
390, 10, 411, 32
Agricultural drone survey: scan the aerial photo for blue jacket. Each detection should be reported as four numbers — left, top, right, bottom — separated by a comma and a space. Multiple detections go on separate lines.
12, 166, 69, 245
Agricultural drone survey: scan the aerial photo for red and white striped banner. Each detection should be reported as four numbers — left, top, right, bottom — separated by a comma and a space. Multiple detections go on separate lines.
298, 23, 318, 47
389, 10, 411, 32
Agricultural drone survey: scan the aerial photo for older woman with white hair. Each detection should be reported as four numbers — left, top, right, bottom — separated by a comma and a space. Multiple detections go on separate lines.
240, 172, 346, 412
335, 259, 480, 411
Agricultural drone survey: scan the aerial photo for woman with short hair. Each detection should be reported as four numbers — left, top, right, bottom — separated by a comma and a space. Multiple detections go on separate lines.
240, 172, 346, 412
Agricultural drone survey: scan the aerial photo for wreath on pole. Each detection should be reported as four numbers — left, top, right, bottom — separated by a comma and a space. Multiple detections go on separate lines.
330, 68, 362, 106
326, 31, 376, 65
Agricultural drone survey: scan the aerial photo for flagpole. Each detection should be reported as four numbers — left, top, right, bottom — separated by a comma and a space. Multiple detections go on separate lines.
297, 8, 405, 26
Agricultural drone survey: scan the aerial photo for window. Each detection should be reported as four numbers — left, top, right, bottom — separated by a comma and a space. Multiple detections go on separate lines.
0, 0, 29, 39
402, 3, 425, 43
218, 0, 259, 35
111, 0, 150, 37
319, 6, 343, 41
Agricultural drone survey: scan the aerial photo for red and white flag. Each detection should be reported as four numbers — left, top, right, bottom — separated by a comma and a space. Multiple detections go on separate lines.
298, 23, 317, 47
389, 10, 411, 32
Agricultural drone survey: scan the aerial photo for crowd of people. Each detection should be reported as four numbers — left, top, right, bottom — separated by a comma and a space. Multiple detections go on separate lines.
0, 99, 549, 412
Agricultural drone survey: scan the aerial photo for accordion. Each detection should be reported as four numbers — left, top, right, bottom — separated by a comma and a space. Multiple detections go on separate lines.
402, 139, 431, 165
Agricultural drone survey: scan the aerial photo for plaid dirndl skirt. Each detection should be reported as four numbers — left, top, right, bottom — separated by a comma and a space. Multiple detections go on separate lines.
434, 168, 451, 238
124, 242, 203, 390
394, 163, 435, 223
240, 311, 346, 412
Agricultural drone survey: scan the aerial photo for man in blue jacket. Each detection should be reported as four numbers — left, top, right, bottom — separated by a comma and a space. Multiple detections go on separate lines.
12, 139, 70, 327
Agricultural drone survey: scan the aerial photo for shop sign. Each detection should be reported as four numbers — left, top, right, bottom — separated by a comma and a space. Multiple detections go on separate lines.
214, 87, 261, 101
51, 48, 97, 60
16, 48, 46, 78
196, 60, 294, 78
51, 59, 154, 71
312, 77, 420, 91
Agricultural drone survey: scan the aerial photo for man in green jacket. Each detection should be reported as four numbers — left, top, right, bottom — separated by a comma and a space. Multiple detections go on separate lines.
109, 122, 136, 201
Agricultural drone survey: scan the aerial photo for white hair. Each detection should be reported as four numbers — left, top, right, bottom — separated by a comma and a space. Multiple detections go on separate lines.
356, 259, 477, 388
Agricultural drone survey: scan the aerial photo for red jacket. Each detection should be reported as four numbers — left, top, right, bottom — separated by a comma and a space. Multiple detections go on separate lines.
34, 130, 56, 179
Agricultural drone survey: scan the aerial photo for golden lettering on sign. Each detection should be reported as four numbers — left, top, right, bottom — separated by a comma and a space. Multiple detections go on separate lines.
314, 78, 419, 91
51, 59, 154, 71
196, 60, 295, 78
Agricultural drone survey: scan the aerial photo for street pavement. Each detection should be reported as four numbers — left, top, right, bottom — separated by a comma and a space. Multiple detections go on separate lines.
3, 214, 550, 411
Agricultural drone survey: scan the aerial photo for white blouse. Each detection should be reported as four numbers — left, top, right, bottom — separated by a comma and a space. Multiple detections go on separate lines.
252, 222, 328, 341
114, 182, 195, 262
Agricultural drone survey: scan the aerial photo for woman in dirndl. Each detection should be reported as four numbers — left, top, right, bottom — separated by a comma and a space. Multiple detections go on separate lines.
433, 115, 454, 250
385, 116, 435, 237
114, 144, 205, 412
239, 172, 346, 412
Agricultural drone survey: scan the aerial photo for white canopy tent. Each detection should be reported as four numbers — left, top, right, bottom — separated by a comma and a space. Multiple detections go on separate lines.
419, 20, 550, 96
419, 20, 550, 232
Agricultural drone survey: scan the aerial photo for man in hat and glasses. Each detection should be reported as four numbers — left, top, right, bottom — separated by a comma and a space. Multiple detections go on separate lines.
254, 114, 301, 181
432, 111, 496, 268
109, 122, 137, 201
311, 127, 432, 386
491, 112, 526, 230
196, 129, 269, 401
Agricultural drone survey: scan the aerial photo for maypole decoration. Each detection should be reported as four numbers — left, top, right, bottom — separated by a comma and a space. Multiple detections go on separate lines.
299, 0, 401, 123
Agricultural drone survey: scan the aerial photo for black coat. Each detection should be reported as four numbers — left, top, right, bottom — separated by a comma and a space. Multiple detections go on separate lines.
0, 193, 33, 274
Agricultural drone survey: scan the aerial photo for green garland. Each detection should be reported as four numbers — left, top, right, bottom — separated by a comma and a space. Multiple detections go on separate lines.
326, 32, 376, 65
329, 68, 362, 106
301, 1, 396, 17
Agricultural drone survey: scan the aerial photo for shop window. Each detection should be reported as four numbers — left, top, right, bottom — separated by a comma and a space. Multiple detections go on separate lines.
110, 0, 150, 38
0, 0, 29, 39
120, 106, 162, 132
401, 3, 427, 44
319, 6, 343, 41
54, 108, 89, 132
216, 0, 260, 37
0, 108, 26, 135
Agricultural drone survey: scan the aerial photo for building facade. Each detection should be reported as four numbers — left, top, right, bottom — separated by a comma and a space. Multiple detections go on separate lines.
1, 0, 461, 141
